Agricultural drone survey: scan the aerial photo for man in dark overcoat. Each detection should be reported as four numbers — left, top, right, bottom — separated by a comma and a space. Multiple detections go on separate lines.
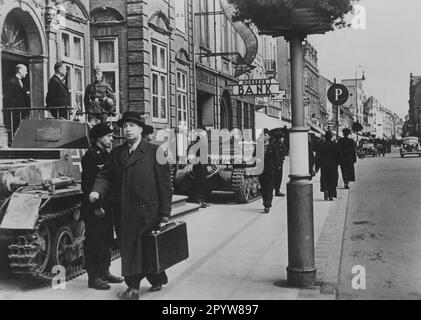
259, 129, 282, 213
46, 62, 71, 119
3, 64, 30, 142
274, 133, 286, 197
315, 131, 341, 201
89, 111, 172, 300
338, 128, 357, 189
81, 123, 123, 290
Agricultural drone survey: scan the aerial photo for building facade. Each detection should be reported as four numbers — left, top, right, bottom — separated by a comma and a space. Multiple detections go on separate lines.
0, 0, 91, 146
341, 78, 365, 125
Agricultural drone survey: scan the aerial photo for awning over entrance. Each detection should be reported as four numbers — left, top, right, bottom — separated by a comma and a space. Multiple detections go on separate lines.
310, 124, 326, 137
255, 111, 291, 131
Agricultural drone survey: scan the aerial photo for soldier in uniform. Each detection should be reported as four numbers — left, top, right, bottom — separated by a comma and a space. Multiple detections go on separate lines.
142, 125, 155, 143
81, 123, 123, 290
84, 67, 116, 124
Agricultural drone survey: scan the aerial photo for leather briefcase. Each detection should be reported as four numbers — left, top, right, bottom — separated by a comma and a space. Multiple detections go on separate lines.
142, 221, 189, 274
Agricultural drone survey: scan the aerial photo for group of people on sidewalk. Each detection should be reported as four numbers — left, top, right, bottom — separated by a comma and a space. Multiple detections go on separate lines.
257, 127, 357, 211
81, 111, 172, 300
314, 128, 357, 201
259, 128, 287, 213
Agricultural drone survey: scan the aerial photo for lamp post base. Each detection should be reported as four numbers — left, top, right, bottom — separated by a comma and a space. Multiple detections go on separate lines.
286, 175, 316, 287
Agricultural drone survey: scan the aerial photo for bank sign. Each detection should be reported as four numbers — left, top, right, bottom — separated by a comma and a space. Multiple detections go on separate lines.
231, 79, 283, 97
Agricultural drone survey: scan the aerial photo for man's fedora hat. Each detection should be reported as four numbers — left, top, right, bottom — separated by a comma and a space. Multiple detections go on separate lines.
117, 111, 146, 128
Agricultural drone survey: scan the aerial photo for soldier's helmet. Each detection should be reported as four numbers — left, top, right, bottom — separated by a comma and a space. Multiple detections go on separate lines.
102, 97, 115, 111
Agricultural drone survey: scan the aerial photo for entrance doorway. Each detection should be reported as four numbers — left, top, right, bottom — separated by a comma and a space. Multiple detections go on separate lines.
197, 91, 214, 129
1, 7, 44, 144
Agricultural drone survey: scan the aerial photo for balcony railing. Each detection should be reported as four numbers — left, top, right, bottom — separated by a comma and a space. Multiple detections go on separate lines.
263, 59, 276, 76
1, 107, 88, 145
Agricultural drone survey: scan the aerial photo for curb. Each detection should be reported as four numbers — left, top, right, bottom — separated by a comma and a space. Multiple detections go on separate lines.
314, 188, 350, 296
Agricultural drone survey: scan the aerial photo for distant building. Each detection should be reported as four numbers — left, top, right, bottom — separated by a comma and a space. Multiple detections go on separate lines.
407, 73, 421, 137
319, 76, 334, 130
341, 78, 366, 125
303, 40, 324, 129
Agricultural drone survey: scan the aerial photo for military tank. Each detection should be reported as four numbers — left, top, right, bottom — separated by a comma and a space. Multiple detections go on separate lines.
0, 119, 116, 282
173, 130, 264, 203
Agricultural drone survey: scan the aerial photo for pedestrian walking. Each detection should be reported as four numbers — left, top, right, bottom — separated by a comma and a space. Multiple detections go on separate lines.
81, 122, 123, 290
84, 66, 116, 124
187, 134, 210, 208
46, 62, 71, 119
2, 64, 30, 141
338, 128, 357, 189
315, 131, 340, 201
89, 111, 172, 300
274, 133, 286, 197
259, 129, 282, 213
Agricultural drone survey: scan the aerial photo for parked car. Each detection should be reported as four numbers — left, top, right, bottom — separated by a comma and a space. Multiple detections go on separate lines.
400, 136, 421, 158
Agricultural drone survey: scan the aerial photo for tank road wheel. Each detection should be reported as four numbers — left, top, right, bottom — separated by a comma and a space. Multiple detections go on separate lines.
50, 226, 74, 270
232, 169, 255, 203
34, 223, 52, 273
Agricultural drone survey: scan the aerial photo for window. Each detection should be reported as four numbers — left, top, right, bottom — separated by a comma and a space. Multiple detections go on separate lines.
151, 42, 168, 122
61, 32, 84, 112
94, 38, 120, 114
62, 33, 70, 58
175, 0, 186, 33
177, 71, 188, 129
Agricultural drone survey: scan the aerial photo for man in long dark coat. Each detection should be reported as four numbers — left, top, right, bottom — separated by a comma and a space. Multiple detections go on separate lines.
3, 64, 30, 142
81, 123, 123, 290
315, 131, 341, 201
274, 133, 286, 197
338, 128, 357, 189
259, 129, 282, 213
89, 111, 172, 300
46, 62, 71, 119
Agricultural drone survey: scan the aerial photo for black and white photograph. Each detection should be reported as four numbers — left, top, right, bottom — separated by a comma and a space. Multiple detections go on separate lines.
0, 0, 418, 306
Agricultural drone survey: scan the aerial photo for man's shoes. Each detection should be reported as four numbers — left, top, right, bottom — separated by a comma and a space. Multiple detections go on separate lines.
262, 207, 270, 214
117, 288, 139, 300
149, 278, 168, 292
88, 277, 111, 290
275, 191, 285, 197
102, 272, 123, 284
200, 201, 210, 208
328, 197, 334, 201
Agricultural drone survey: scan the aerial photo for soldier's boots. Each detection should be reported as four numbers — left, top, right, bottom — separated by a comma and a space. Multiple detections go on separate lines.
89, 277, 111, 290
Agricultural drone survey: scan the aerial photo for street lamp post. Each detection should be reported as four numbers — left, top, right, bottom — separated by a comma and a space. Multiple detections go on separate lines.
285, 35, 316, 287
355, 65, 365, 143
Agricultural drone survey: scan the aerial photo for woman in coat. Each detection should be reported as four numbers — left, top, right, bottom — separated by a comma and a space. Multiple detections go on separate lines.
89, 111, 172, 300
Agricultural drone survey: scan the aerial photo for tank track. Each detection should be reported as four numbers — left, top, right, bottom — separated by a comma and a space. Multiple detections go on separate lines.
231, 169, 261, 203
7, 203, 120, 283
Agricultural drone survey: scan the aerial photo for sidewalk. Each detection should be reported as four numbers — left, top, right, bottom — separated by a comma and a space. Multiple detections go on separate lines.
0, 160, 349, 300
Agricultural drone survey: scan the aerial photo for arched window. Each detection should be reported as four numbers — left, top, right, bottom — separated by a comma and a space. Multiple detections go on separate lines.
1, 13, 29, 55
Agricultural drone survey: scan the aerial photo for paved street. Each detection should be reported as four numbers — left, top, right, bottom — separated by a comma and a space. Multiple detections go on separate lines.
338, 148, 421, 299
0, 159, 340, 300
